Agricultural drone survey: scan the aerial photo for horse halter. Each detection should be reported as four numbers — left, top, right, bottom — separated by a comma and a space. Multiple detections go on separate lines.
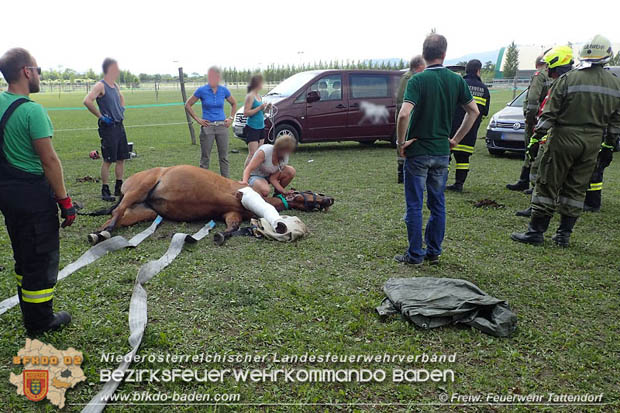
295, 190, 327, 211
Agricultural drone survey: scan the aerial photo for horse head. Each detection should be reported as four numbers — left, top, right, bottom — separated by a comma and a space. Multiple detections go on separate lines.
282, 190, 334, 212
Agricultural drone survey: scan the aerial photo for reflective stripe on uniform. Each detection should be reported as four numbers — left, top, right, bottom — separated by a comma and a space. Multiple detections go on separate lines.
15, 274, 22, 287
526, 104, 539, 110
21, 287, 54, 304
536, 119, 553, 131
453, 144, 474, 153
532, 195, 555, 206
567, 85, 620, 98
558, 196, 584, 209
455, 163, 469, 170
609, 126, 620, 134
587, 182, 603, 191
474, 96, 487, 105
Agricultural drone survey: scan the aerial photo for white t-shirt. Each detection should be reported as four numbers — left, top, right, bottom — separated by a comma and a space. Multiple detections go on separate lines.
250, 144, 289, 178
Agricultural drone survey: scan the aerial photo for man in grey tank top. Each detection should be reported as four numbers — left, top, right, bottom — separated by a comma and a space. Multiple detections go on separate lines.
83, 58, 129, 201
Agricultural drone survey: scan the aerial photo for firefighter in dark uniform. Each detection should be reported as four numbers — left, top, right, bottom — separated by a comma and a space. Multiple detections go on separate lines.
514, 47, 574, 217
511, 35, 620, 247
0, 48, 75, 333
395, 55, 425, 183
446, 59, 490, 192
506, 55, 550, 191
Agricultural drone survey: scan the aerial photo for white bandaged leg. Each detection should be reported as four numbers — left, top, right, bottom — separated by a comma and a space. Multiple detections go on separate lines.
238, 187, 288, 234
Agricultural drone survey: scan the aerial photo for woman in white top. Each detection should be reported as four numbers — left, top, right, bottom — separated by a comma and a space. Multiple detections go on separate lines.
240, 134, 297, 197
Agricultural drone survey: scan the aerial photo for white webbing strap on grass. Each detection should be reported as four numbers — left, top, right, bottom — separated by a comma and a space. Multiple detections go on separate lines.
0, 216, 163, 316
82, 220, 215, 413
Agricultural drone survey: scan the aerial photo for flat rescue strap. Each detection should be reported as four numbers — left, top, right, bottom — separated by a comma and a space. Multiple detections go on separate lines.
81, 220, 215, 413
0, 217, 164, 316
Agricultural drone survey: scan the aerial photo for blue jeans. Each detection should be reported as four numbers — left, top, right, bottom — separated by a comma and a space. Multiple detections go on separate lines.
403, 155, 450, 262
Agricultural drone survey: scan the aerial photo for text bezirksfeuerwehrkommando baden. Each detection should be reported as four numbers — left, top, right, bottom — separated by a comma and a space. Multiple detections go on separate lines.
101, 367, 455, 384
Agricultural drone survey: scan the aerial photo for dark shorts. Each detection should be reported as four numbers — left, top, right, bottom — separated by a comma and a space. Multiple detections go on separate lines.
98, 120, 130, 163
244, 126, 266, 143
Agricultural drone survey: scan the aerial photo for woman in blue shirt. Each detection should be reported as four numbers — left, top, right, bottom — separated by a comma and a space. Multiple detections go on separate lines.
184, 66, 237, 177
243, 74, 271, 167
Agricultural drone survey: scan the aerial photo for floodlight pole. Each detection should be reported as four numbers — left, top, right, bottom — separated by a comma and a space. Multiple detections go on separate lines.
178, 67, 197, 145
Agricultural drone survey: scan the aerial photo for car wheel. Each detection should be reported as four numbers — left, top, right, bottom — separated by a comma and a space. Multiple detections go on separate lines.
488, 148, 505, 156
270, 124, 299, 145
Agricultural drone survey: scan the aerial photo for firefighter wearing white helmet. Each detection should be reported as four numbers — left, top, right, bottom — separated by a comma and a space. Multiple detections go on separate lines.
511, 36, 620, 247
581, 36, 618, 212
580, 34, 614, 64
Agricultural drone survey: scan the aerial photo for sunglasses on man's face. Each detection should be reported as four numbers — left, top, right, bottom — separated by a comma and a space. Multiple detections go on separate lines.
26, 66, 41, 75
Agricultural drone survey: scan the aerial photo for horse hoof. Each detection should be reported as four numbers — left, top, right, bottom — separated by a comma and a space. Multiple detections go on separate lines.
87, 233, 98, 245
213, 232, 226, 246
275, 222, 288, 234
87, 230, 111, 245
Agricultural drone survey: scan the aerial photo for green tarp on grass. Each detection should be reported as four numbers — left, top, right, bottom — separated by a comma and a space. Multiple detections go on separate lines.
376, 277, 517, 337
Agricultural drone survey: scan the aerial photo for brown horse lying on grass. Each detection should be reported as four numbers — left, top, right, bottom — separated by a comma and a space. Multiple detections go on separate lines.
89, 165, 334, 243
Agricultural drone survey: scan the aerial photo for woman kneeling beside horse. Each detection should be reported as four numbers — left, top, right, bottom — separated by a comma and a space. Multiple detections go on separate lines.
240, 134, 297, 197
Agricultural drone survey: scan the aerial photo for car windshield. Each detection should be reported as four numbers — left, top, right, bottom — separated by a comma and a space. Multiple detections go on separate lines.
266, 72, 320, 97
508, 89, 527, 107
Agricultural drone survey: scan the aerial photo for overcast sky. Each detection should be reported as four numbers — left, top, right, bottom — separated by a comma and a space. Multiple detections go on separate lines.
1, 0, 616, 75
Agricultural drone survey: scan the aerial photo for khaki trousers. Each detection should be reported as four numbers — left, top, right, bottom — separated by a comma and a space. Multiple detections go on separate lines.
199, 124, 229, 177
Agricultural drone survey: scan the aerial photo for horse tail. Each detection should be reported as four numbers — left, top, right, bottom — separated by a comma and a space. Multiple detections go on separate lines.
78, 197, 122, 216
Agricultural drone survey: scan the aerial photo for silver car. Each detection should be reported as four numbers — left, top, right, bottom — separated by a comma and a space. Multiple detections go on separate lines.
485, 90, 528, 156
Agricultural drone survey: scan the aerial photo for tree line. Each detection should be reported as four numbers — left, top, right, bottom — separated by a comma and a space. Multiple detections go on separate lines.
34, 67, 141, 86
29, 58, 496, 86
137, 59, 413, 85
219, 59, 411, 84
1, 60, 411, 88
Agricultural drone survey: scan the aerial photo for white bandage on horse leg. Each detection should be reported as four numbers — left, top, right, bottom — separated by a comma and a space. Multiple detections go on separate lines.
238, 187, 288, 234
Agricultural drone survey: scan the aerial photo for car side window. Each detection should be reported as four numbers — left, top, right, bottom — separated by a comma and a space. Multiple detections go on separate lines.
350, 74, 389, 99
308, 75, 342, 101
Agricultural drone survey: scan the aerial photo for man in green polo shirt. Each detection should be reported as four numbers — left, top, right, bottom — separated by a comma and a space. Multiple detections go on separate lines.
395, 55, 426, 183
0, 47, 75, 334
394, 34, 479, 266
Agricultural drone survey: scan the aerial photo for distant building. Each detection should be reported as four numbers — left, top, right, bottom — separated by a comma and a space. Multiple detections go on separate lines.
494, 42, 620, 79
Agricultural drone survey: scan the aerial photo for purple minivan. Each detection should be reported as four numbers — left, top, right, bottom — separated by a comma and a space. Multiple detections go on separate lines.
232, 69, 403, 145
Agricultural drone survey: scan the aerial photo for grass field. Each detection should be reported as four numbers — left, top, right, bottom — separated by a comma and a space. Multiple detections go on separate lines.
1, 86, 619, 413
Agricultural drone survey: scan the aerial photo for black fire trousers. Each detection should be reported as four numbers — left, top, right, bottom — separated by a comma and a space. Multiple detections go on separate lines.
451, 150, 472, 185
584, 161, 608, 210
0, 173, 60, 330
